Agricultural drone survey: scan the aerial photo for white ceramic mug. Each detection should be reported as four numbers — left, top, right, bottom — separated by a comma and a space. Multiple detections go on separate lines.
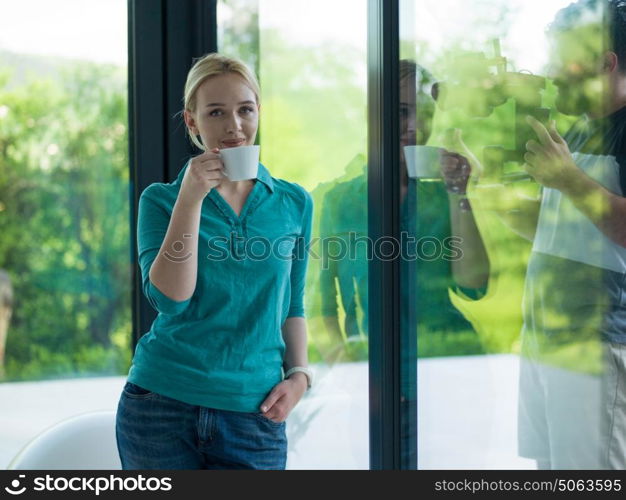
403, 145, 443, 180
219, 145, 260, 181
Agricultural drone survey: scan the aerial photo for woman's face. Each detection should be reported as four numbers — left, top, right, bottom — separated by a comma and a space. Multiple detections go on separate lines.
400, 74, 435, 170
185, 72, 259, 150
400, 75, 434, 150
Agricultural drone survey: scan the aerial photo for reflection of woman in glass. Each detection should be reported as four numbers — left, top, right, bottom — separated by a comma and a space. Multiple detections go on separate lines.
317, 60, 489, 466
319, 60, 489, 359
116, 53, 313, 470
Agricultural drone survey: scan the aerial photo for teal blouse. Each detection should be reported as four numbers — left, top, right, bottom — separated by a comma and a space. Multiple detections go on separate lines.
128, 161, 313, 412
319, 169, 474, 338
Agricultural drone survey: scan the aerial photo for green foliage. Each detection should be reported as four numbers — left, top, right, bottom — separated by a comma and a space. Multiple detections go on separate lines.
418, 328, 486, 358
222, 19, 536, 361
258, 29, 367, 190
0, 53, 131, 381
0, 7, 587, 381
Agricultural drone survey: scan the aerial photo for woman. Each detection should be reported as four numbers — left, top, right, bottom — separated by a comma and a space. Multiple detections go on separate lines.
116, 53, 313, 470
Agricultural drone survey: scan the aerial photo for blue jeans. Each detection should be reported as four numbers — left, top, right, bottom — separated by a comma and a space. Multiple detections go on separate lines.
115, 381, 287, 470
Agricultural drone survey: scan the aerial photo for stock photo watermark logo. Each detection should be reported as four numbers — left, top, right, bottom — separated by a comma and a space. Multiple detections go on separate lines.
5, 474, 26, 495
4, 473, 172, 496
163, 233, 193, 263
161, 231, 464, 268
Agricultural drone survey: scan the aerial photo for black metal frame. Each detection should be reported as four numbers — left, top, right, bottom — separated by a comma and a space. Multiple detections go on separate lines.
129, 0, 218, 347
367, 0, 405, 470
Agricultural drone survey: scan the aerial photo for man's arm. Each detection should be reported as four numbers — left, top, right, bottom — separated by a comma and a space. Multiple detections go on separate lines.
525, 116, 626, 247
559, 172, 626, 247
473, 183, 542, 242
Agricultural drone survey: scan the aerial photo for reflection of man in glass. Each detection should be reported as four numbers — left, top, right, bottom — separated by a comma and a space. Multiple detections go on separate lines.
318, 61, 489, 363
515, 0, 626, 469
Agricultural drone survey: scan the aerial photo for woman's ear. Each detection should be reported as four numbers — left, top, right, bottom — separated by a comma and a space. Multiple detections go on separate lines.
604, 51, 618, 73
183, 110, 198, 135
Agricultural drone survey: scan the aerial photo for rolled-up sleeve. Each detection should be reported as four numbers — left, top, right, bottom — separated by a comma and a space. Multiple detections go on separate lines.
137, 186, 191, 315
287, 190, 314, 318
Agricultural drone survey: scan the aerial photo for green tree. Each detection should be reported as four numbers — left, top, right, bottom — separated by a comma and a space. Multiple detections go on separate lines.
0, 57, 131, 381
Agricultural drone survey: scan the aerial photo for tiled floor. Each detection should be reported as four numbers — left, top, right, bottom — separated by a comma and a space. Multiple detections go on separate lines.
0, 355, 534, 469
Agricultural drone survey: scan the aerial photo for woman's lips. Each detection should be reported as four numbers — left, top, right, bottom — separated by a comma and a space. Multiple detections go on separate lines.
221, 139, 246, 148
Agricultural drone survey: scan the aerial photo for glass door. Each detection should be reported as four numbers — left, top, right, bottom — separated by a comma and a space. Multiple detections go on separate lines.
0, 0, 130, 467
219, 0, 369, 469
401, 0, 625, 469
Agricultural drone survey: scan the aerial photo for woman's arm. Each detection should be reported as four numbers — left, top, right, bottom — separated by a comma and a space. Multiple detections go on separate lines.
148, 196, 202, 302
260, 190, 314, 422
319, 199, 347, 358
440, 151, 490, 289
447, 194, 490, 289
282, 317, 309, 377
148, 151, 224, 302
259, 318, 309, 422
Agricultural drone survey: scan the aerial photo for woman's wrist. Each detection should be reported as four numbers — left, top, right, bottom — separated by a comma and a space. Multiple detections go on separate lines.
287, 371, 309, 391
448, 192, 472, 212
285, 366, 313, 390
175, 191, 205, 212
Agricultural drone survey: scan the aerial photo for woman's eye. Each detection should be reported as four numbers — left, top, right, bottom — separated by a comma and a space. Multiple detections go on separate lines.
240, 106, 254, 114
208, 109, 222, 117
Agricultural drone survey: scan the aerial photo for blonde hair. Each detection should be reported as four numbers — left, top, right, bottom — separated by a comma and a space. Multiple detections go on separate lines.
183, 53, 260, 150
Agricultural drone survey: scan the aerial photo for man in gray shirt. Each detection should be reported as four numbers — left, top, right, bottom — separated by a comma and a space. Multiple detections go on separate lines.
516, 0, 626, 469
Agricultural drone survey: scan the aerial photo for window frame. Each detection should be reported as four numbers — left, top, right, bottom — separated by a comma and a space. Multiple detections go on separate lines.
128, 0, 218, 345
368, 0, 411, 470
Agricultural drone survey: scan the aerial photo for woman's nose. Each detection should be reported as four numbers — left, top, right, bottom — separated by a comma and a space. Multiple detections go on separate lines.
225, 112, 242, 133
404, 114, 416, 136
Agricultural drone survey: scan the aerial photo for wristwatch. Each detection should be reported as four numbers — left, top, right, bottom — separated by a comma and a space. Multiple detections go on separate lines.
284, 366, 313, 390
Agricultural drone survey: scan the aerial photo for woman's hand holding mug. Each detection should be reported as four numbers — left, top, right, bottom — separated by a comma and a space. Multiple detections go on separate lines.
179, 148, 225, 204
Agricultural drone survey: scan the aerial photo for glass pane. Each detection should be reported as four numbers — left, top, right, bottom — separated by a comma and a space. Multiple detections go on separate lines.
0, 0, 129, 467
402, 0, 626, 469
219, 0, 369, 469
